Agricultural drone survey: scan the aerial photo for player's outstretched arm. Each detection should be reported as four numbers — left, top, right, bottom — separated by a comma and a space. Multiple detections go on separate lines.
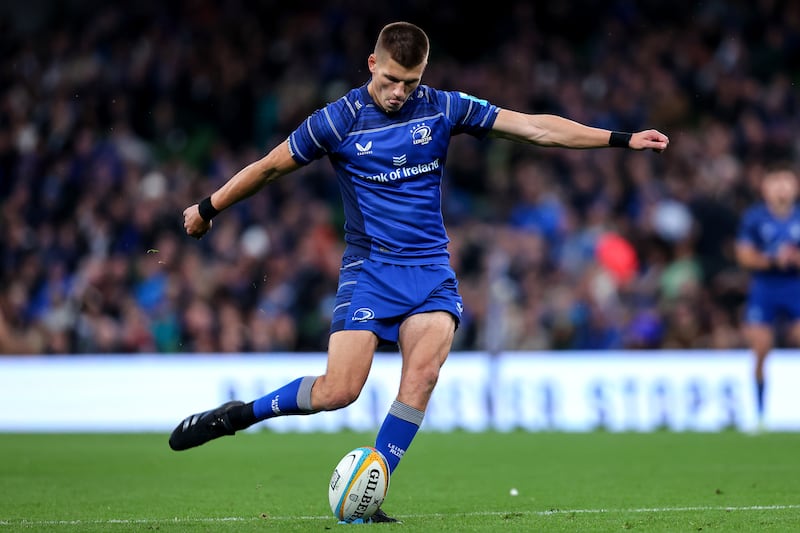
490, 109, 669, 152
183, 141, 300, 239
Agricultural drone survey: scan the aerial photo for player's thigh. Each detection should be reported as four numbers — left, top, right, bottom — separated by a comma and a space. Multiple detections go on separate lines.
399, 311, 456, 360
783, 287, 800, 345
743, 323, 774, 354
325, 329, 379, 390
787, 320, 800, 346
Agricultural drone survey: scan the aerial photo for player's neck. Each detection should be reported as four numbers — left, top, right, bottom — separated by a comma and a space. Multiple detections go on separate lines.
768, 202, 793, 219
366, 81, 385, 113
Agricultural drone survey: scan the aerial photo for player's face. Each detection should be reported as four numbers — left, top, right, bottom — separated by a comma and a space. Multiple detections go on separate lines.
762, 170, 798, 209
367, 51, 426, 113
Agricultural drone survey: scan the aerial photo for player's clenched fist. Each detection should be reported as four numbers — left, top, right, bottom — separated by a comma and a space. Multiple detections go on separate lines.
630, 129, 669, 152
183, 204, 212, 239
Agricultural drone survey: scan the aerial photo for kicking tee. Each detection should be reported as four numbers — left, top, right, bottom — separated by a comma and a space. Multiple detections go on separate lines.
288, 84, 500, 265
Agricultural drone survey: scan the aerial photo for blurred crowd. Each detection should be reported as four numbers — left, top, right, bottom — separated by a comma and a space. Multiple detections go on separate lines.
1, 0, 799, 355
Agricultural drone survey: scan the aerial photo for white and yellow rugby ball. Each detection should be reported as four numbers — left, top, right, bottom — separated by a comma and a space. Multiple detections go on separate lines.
328, 446, 390, 523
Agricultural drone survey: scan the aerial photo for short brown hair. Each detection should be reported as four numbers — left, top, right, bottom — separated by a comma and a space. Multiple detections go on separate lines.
375, 22, 429, 68
764, 160, 797, 175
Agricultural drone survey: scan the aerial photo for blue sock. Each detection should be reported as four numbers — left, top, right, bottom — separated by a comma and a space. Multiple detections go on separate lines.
756, 379, 765, 418
375, 400, 424, 474
252, 376, 317, 420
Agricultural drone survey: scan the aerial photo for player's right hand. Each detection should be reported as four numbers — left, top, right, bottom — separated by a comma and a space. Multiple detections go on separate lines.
630, 129, 669, 152
774, 244, 800, 269
183, 204, 212, 239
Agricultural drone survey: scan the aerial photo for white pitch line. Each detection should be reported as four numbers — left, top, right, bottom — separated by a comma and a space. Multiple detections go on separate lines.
430, 504, 800, 517
539, 504, 800, 516
398, 504, 800, 520
1, 504, 799, 526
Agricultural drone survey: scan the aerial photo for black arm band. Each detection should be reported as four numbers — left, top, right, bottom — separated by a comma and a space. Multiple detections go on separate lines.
609, 131, 632, 148
198, 196, 220, 221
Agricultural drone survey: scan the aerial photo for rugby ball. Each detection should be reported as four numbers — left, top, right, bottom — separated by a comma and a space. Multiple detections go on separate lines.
328, 446, 390, 523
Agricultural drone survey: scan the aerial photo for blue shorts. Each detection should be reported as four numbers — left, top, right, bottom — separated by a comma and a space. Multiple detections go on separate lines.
745, 277, 800, 324
330, 256, 463, 345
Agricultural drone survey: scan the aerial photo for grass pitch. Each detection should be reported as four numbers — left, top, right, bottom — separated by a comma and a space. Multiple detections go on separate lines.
1, 430, 798, 532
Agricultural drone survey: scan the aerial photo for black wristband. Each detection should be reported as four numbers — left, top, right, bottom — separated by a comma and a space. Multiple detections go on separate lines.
198, 196, 220, 221
609, 131, 632, 148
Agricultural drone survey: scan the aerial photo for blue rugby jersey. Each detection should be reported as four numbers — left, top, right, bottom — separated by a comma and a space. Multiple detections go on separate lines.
287, 84, 500, 265
737, 202, 800, 281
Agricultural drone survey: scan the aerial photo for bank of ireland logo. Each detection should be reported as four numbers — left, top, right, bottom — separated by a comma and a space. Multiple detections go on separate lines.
352, 307, 375, 322
410, 123, 432, 146
355, 140, 373, 156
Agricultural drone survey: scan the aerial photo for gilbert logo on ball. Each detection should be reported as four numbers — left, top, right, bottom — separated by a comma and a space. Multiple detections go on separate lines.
328, 446, 390, 523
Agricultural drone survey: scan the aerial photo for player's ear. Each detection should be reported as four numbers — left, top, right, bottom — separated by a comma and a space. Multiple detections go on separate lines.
368, 54, 377, 73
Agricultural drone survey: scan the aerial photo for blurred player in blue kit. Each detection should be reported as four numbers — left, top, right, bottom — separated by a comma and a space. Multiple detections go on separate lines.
735, 166, 800, 431
169, 21, 669, 520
